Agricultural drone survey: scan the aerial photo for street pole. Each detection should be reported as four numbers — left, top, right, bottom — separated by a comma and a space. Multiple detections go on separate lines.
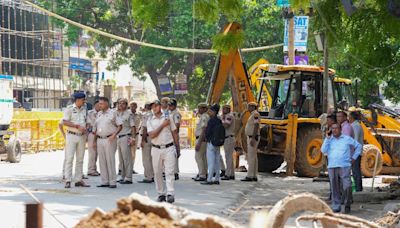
288, 8, 295, 65
323, 34, 329, 113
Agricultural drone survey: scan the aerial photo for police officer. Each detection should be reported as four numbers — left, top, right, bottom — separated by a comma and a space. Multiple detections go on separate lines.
147, 100, 180, 203
221, 104, 235, 180
193, 103, 209, 181
116, 98, 135, 184
62, 92, 90, 188
87, 100, 100, 176
241, 102, 260, 182
93, 97, 122, 188
138, 102, 154, 183
169, 98, 181, 180
130, 101, 141, 174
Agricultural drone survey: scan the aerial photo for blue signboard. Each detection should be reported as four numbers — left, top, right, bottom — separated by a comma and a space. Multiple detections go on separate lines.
69, 57, 93, 72
277, 0, 290, 7
283, 16, 309, 52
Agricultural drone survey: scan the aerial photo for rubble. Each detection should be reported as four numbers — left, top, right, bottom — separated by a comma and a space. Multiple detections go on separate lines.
75, 193, 240, 228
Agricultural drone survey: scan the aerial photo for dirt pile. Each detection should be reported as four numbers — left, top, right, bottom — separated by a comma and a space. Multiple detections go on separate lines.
375, 212, 400, 227
75, 193, 239, 228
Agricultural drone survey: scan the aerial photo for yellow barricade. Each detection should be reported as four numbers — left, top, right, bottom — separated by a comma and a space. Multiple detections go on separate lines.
10, 110, 198, 152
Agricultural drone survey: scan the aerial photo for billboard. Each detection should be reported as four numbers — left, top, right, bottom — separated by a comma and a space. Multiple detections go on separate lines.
283, 16, 309, 52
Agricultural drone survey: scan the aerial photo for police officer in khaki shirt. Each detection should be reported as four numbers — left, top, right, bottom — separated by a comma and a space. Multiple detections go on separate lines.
116, 98, 135, 184
221, 105, 236, 180
169, 98, 181, 180
130, 101, 141, 174
62, 92, 90, 188
87, 101, 100, 176
147, 100, 180, 203
241, 102, 260, 182
93, 97, 122, 188
193, 103, 209, 181
138, 102, 154, 183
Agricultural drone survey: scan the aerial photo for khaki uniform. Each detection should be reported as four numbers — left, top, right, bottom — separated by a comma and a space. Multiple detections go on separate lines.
244, 111, 260, 178
195, 113, 209, 178
130, 111, 142, 170
117, 110, 135, 182
170, 109, 182, 175
147, 113, 177, 196
87, 109, 98, 175
94, 109, 122, 186
141, 111, 154, 180
63, 104, 87, 182
222, 112, 235, 177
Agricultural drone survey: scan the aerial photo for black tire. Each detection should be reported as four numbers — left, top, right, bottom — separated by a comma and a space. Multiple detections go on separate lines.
295, 127, 324, 177
7, 137, 22, 163
258, 154, 284, 172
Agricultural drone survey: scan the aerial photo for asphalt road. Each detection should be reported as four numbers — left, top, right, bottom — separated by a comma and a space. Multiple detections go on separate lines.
0, 149, 395, 227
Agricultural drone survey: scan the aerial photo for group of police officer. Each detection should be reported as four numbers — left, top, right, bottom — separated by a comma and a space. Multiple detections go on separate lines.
61, 92, 260, 203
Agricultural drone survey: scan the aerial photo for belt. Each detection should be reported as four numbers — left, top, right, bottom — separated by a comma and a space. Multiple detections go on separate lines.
225, 135, 234, 139
97, 135, 112, 139
152, 142, 174, 149
140, 134, 149, 137
118, 133, 132, 138
248, 135, 260, 138
67, 131, 84, 136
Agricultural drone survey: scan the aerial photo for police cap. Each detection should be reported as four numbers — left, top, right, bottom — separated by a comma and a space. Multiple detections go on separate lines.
73, 92, 86, 99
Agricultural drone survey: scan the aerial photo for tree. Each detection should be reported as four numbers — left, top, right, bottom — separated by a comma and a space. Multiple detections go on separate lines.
291, 0, 400, 106
39, 0, 284, 108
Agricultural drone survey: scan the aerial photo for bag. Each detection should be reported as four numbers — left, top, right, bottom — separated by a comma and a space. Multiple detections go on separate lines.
211, 119, 225, 147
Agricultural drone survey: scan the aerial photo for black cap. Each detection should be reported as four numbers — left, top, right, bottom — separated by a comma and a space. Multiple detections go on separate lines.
168, 98, 177, 106
210, 103, 220, 113
73, 92, 86, 99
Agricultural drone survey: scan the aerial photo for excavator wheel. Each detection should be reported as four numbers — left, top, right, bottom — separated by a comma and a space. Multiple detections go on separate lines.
6, 136, 22, 163
258, 154, 284, 172
361, 144, 383, 177
295, 127, 324, 177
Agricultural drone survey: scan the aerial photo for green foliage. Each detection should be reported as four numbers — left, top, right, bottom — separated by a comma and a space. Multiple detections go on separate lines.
212, 30, 244, 55
195, 0, 243, 23
132, 0, 169, 29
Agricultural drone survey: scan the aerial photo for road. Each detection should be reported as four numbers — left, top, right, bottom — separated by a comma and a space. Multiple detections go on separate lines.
0, 149, 395, 227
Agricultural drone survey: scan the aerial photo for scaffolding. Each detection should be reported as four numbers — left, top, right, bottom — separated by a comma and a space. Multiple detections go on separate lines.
0, 0, 67, 110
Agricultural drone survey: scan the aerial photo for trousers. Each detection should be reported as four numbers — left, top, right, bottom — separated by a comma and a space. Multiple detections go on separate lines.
64, 133, 86, 182
246, 137, 259, 178
87, 133, 98, 174
328, 167, 352, 211
117, 136, 133, 181
97, 138, 118, 185
223, 137, 235, 177
352, 156, 363, 192
142, 140, 154, 180
195, 139, 208, 178
206, 142, 221, 182
152, 145, 176, 196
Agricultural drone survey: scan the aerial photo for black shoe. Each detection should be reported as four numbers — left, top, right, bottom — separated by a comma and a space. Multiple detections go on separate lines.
192, 174, 199, 180
220, 170, 226, 177
167, 195, 175, 203
333, 208, 341, 213
75, 181, 90, 187
253, 177, 258, 182
157, 195, 166, 202
241, 177, 254, 182
109, 185, 117, 188
117, 179, 123, 183
132, 170, 138, 174
213, 181, 220, 185
201, 181, 213, 185
194, 177, 207, 182
230, 176, 235, 180
138, 179, 153, 183
65, 181, 71, 188
82, 175, 89, 180
175, 173, 179, 180
120, 180, 133, 184
97, 184, 110, 187
221, 176, 230, 180
344, 206, 351, 214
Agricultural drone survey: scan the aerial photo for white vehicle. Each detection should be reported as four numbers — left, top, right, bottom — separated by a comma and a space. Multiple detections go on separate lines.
0, 75, 21, 163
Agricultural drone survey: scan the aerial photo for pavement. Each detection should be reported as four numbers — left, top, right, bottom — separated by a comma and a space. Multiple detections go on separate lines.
0, 149, 397, 227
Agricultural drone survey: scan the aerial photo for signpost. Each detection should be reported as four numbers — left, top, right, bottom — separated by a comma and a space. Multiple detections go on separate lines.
158, 75, 173, 95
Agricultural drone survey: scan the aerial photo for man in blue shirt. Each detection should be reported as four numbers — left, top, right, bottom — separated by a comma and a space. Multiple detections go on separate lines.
321, 122, 362, 213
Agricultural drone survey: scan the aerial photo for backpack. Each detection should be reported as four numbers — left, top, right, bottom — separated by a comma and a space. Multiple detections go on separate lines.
211, 119, 226, 147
